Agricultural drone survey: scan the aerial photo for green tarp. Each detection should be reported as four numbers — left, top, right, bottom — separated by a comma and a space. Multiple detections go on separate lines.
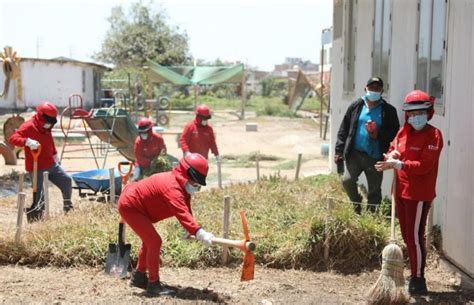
146, 60, 244, 85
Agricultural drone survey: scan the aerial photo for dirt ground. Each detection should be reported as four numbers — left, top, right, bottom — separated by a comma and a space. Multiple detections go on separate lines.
1, 112, 473, 304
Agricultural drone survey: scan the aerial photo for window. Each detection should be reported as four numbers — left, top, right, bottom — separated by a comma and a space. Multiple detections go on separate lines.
416, 0, 447, 114
372, 0, 391, 91
343, 0, 357, 93
82, 70, 86, 93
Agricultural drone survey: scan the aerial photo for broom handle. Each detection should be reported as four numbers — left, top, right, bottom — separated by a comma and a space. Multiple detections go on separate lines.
391, 169, 396, 241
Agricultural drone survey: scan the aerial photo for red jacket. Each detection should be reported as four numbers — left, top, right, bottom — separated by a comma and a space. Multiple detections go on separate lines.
180, 118, 219, 159
9, 113, 57, 172
134, 131, 166, 168
389, 124, 443, 201
118, 165, 200, 235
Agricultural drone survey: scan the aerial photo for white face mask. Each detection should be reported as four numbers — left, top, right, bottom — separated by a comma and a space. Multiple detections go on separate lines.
408, 114, 428, 130
185, 182, 201, 195
201, 120, 208, 126
43, 123, 52, 129
140, 133, 149, 140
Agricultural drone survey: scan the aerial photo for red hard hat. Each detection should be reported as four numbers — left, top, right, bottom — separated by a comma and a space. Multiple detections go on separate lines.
196, 104, 211, 119
37, 102, 58, 118
138, 117, 154, 132
179, 153, 209, 186
402, 90, 434, 111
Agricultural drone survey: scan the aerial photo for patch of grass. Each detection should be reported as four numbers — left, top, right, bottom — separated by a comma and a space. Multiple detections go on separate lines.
0, 174, 392, 273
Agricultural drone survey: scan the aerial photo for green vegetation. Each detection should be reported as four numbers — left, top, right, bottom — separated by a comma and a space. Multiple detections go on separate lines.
0, 174, 392, 272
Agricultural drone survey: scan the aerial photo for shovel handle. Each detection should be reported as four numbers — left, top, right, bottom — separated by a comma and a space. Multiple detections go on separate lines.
118, 161, 134, 185
31, 145, 41, 192
191, 236, 256, 252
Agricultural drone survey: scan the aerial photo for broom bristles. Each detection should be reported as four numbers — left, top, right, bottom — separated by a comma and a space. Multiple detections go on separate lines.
367, 243, 409, 305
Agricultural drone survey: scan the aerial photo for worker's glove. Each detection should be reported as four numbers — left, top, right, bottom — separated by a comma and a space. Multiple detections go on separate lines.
53, 154, 60, 164
132, 166, 141, 180
384, 150, 401, 160
195, 228, 214, 247
375, 159, 403, 171
25, 138, 40, 150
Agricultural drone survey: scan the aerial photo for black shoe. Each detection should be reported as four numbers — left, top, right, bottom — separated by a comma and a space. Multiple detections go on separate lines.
146, 281, 176, 297
63, 204, 74, 213
130, 271, 148, 289
408, 277, 428, 295
26, 207, 44, 223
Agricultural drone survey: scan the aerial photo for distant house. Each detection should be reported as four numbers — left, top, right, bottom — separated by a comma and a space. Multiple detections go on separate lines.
330, 0, 473, 278
0, 57, 110, 110
272, 57, 319, 78
246, 70, 270, 95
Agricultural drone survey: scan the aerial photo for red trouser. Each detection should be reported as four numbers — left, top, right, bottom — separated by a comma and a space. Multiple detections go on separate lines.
118, 203, 162, 283
396, 197, 431, 278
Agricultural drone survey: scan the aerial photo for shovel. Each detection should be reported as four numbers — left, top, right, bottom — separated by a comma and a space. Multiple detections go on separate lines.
104, 161, 134, 278
26, 145, 42, 222
105, 220, 131, 278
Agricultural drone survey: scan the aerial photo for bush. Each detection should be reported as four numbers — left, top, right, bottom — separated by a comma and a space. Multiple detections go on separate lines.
0, 174, 391, 272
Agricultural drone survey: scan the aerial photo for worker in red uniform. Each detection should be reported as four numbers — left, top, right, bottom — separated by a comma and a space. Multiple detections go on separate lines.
118, 153, 215, 296
180, 104, 220, 160
132, 117, 167, 180
375, 90, 443, 295
9, 102, 73, 222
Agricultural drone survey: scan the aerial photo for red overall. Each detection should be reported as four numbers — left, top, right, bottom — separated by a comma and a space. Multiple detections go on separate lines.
117, 165, 200, 283
389, 124, 443, 278
9, 113, 57, 172
134, 130, 166, 168
180, 117, 219, 159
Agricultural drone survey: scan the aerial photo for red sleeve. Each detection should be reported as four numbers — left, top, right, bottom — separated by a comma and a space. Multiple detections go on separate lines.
403, 129, 443, 175
8, 122, 29, 147
163, 188, 200, 234
134, 137, 145, 166
157, 135, 166, 154
387, 129, 403, 154
209, 127, 219, 156
180, 123, 192, 153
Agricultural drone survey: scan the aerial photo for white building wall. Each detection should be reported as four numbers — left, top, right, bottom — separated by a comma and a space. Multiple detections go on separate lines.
330, 0, 474, 276
0, 60, 98, 109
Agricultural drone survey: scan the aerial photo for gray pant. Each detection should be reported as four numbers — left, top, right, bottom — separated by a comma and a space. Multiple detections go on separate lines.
342, 150, 383, 213
30, 163, 72, 211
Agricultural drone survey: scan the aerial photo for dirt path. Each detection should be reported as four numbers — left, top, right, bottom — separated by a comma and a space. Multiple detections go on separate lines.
1, 260, 473, 304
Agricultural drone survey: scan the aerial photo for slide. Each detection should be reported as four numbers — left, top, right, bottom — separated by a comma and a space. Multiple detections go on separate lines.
85, 108, 138, 161
0, 141, 17, 165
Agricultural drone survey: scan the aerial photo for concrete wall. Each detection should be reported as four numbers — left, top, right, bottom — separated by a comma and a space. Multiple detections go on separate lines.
330, 0, 474, 277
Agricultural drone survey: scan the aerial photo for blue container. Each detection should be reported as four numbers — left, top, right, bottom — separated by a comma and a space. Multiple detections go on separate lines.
71, 169, 122, 194
321, 143, 330, 156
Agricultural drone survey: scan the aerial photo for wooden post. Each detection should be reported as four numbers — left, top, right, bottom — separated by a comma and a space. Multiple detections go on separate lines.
217, 159, 223, 189
43, 172, 50, 220
295, 153, 303, 180
18, 172, 24, 193
324, 197, 334, 263
256, 152, 260, 182
240, 68, 246, 120
221, 196, 231, 265
320, 47, 325, 138
109, 168, 116, 205
15, 192, 26, 244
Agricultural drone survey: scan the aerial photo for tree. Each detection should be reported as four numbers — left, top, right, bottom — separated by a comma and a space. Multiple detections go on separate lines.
94, 1, 190, 67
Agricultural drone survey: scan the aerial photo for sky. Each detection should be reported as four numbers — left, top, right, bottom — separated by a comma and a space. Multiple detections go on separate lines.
0, 0, 333, 71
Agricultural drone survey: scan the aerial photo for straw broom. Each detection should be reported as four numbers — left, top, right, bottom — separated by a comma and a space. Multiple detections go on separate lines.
367, 169, 409, 305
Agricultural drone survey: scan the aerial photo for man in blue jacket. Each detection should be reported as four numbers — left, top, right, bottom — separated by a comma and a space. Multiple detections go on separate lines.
335, 77, 399, 214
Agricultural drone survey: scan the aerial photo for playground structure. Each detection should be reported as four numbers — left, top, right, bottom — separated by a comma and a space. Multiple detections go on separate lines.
59, 94, 138, 170
1, 114, 25, 165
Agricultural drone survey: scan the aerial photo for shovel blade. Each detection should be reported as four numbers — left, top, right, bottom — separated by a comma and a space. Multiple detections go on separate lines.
105, 243, 131, 278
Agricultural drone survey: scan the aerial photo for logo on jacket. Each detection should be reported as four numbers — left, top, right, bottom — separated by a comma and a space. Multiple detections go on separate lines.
428, 145, 439, 150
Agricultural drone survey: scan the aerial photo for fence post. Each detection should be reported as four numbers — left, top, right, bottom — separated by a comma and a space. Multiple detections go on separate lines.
221, 196, 231, 265
256, 153, 260, 182
43, 172, 50, 220
217, 159, 223, 189
15, 192, 26, 244
295, 153, 303, 180
324, 197, 334, 263
109, 168, 116, 205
